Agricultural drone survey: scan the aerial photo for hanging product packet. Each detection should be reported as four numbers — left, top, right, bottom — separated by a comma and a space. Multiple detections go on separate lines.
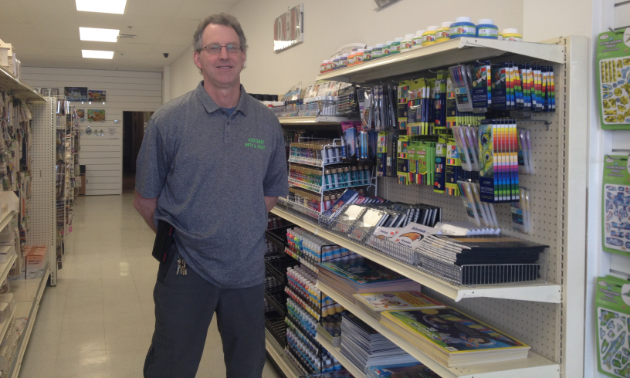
595, 275, 630, 377
602, 155, 630, 256
597, 28, 630, 129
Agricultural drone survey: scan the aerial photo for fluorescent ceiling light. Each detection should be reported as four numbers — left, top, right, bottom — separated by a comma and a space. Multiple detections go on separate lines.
79, 27, 119, 42
82, 50, 114, 59
76, 0, 127, 14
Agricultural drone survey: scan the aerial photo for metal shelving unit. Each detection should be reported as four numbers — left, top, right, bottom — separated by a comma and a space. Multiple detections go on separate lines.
271, 206, 561, 303
268, 36, 589, 377
317, 281, 559, 378
8, 266, 50, 378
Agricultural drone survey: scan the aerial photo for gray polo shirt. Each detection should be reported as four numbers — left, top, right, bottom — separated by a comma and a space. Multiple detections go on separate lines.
136, 82, 289, 288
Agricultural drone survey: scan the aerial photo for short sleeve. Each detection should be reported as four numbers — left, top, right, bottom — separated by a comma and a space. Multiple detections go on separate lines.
263, 124, 289, 197
135, 118, 169, 198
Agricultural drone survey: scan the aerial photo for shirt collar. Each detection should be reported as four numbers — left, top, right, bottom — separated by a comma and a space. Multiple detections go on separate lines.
195, 81, 251, 116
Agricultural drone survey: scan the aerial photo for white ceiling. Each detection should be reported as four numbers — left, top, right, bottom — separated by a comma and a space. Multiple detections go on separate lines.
0, 0, 240, 72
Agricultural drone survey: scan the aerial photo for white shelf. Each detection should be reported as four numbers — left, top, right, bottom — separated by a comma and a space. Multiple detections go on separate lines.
317, 281, 559, 378
9, 266, 50, 378
318, 38, 565, 83
265, 329, 301, 378
316, 333, 366, 378
279, 116, 354, 125
0, 305, 16, 344
288, 157, 324, 167
0, 66, 45, 102
0, 253, 17, 290
0, 211, 15, 233
271, 206, 562, 303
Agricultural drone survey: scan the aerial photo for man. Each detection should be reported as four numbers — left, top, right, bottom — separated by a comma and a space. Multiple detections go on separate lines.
134, 12, 289, 378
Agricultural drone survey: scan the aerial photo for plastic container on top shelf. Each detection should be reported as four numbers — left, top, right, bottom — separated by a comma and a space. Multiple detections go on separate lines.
372, 44, 384, 59
390, 37, 403, 54
421, 26, 439, 47
436, 21, 453, 43
450, 17, 477, 39
400, 34, 415, 52
364, 46, 373, 62
476, 19, 499, 39
502, 28, 523, 41
412, 30, 425, 48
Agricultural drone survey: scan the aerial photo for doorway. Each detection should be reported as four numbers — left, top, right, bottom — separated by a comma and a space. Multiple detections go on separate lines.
122, 111, 152, 192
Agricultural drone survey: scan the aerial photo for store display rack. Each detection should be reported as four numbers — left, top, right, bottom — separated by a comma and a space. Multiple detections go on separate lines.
317, 281, 559, 378
266, 36, 589, 377
272, 205, 561, 303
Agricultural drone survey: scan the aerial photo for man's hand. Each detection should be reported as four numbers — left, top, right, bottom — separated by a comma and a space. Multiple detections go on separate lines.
134, 190, 158, 233
264, 196, 278, 213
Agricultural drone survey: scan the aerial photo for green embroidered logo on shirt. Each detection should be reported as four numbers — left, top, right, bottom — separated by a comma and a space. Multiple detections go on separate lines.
245, 138, 266, 150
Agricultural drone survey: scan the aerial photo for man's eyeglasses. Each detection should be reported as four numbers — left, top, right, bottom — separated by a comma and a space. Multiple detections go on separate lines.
201, 43, 242, 54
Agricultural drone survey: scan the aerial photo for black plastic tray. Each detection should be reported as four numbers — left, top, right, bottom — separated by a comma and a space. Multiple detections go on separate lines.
265, 253, 299, 284
265, 310, 287, 348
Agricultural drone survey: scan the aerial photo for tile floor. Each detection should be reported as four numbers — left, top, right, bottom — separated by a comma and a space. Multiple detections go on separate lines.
18, 194, 283, 378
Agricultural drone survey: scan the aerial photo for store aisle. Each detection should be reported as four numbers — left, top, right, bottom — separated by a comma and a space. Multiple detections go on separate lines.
18, 194, 282, 378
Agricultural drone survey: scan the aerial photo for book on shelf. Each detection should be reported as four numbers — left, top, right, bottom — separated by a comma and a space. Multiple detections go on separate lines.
319, 256, 421, 302
353, 292, 445, 320
340, 312, 417, 373
366, 361, 441, 378
318, 323, 341, 348
380, 308, 530, 367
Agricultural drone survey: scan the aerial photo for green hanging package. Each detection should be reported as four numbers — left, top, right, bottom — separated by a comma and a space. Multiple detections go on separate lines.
596, 28, 630, 129
595, 275, 630, 377
602, 155, 630, 256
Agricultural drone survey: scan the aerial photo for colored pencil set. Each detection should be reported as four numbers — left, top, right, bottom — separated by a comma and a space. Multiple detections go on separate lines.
491, 62, 555, 111
478, 119, 520, 203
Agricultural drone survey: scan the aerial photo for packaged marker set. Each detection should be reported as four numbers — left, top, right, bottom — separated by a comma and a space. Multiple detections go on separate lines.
457, 180, 498, 228
517, 128, 534, 174
478, 119, 520, 203
358, 85, 398, 130
510, 187, 531, 234
446, 62, 554, 112
490, 62, 555, 112
396, 135, 437, 186
341, 121, 378, 163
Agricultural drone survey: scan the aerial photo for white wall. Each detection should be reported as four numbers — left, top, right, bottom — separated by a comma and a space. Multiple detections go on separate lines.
21, 67, 162, 195
164, 0, 524, 101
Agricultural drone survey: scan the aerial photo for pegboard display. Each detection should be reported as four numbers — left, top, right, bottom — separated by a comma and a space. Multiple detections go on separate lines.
375, 60, 567, 362
270, 36, 590, 377
27, 98, 56, 286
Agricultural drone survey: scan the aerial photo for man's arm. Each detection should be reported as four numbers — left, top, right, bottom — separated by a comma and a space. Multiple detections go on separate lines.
264, 196, 278, 213
134, 190, 158, 233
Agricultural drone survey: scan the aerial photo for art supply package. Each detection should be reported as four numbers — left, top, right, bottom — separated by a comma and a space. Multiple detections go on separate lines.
595, 275, 630, 377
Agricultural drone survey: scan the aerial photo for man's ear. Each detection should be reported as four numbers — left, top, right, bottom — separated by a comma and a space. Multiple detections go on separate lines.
193, 50, 203, 71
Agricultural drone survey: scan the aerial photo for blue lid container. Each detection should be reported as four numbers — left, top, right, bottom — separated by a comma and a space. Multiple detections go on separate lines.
449, 16, 477, 39
476, 18, 498, 39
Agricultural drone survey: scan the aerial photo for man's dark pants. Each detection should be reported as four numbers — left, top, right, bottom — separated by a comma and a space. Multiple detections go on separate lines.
143, 249, 266, 378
